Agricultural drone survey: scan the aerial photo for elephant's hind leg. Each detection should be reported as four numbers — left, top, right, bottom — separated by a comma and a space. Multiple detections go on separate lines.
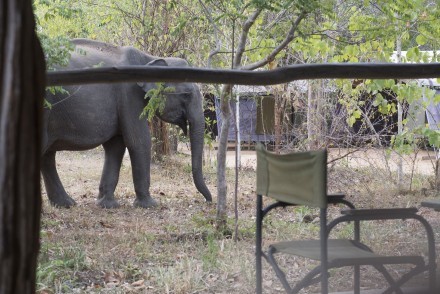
97, 136, 125, 208
42, 151, 76, 208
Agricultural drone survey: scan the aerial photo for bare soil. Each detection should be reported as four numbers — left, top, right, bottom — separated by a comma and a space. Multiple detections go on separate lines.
39, 146, 440, 293
221, 147, 438, 175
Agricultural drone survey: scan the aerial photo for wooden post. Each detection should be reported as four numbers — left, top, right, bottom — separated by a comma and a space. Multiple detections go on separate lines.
0, 0, 46, 293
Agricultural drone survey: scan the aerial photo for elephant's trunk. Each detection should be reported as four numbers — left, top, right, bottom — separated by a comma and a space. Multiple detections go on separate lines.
189, 116, 212, 202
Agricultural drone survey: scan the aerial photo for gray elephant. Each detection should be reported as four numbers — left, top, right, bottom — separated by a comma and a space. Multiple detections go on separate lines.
42, 39, 212, 208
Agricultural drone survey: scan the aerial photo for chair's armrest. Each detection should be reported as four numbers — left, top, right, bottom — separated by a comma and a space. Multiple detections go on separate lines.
421, 199, 440, 212
261, 201, 296, 218
327, 192, 345, 202
328, 193, 356, 209
340, 207, 418, 220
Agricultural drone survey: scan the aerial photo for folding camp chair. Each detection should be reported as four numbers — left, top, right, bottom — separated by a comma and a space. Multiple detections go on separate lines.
255, 144, 436, 294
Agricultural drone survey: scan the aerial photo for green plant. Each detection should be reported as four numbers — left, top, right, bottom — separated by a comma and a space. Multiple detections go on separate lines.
333, 222, 354, 239
37, 244, 87, 292
191, 211, 216, 232
204, 116, 216, 147
123, 263, 143, 281
183, 163, 192, 174
140, 83, 175, 121
201, 233, 220, 270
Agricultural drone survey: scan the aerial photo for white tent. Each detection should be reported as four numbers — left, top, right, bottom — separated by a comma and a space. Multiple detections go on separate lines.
420, 78, 440, 131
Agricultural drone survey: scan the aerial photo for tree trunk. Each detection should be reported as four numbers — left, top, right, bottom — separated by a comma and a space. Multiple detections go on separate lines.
216, 84, 232, 230
0, 0, 45, 293
273, 83, 288, 154
151, 116, 172, 162
307, 81, 316, 150
395, 32, 404, 189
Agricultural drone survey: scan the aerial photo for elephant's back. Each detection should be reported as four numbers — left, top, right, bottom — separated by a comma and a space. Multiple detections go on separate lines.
67, 39, 153, 69
67, 39, 124, 68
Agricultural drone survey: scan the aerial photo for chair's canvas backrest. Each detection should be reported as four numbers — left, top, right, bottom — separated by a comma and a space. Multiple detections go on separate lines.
256, 144, 327, 208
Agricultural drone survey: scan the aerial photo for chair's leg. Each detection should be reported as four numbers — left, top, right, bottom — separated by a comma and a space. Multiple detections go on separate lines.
256, 194, 263, 294
380, 265, 427, 294
354, 265, 360, 294
413, 214, 437, 293
267, 247, 294, 293
375, 212, 436, 294
373, 264, 404, 294
320, 209, 329, 294
290, 266, 324, 293
354, 220, 361, 294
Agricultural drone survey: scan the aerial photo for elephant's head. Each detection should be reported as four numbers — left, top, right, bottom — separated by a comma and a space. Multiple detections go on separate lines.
138, 58, 212, 203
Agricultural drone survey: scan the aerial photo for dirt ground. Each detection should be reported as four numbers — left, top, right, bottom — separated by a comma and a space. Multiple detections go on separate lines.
211, 146, 439, 175
39, 146, 440, 293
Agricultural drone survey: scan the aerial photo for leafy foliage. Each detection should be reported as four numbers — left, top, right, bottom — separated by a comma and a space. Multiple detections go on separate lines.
139, 83, 175, 121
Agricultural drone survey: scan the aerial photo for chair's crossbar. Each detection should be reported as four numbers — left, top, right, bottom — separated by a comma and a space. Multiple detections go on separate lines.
421, 199, 440, 212
340, 208, 418, 218
327, 212, 416, 236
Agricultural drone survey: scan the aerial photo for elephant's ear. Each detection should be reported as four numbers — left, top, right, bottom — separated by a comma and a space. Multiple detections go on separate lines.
137, 59, 169, 91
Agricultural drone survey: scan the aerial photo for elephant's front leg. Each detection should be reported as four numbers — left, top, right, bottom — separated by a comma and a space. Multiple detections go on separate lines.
97, 136, 126, 208
125, 128, 158, 208
42, 151, 76, 208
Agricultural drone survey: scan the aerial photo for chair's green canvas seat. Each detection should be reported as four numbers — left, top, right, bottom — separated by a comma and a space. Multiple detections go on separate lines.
270, 239, 425, 268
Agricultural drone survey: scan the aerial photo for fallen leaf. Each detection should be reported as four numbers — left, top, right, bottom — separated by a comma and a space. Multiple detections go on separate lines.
99, 221, 114, 228
131, 279, 145, 287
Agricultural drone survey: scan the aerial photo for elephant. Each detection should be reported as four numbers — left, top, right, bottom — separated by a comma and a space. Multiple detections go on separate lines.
42, 39, 212, 208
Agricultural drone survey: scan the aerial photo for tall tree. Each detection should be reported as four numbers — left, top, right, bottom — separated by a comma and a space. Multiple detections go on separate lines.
200, 0, 328, 226
0, 0, 46, 293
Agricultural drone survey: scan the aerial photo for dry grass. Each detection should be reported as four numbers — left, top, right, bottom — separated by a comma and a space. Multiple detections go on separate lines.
38, 147, 440, 293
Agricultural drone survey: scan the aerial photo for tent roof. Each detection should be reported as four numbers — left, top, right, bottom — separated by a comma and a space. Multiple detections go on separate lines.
419, 78, 440, 88
235, 85, 268, 95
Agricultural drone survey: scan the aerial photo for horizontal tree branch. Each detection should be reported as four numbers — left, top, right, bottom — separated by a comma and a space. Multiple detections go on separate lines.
46, 63, 440, 86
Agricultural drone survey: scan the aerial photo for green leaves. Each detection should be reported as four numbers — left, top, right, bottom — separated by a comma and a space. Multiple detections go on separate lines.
38, 35, 73, 70
415, 34, 427, 46
422, 128, 440, 148
140, 83, 175, 121
347, 109, 362, 127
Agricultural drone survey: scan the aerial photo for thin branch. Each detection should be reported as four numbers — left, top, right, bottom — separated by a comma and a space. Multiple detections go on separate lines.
233, 9, 263, 68
198, 0, 222, 68
241, 11, 306, 70
327, 148, 362, 164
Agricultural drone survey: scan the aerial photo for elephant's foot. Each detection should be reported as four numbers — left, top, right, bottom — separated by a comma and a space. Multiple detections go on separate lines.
133, 196, 158, 208
49, 195, 76, 208
96, 197, 120, 209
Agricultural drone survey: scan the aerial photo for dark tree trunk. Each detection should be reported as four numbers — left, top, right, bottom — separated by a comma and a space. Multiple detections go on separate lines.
151, 116, 168, 161
150, 117, 176, 162
0, 0, 46, 293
